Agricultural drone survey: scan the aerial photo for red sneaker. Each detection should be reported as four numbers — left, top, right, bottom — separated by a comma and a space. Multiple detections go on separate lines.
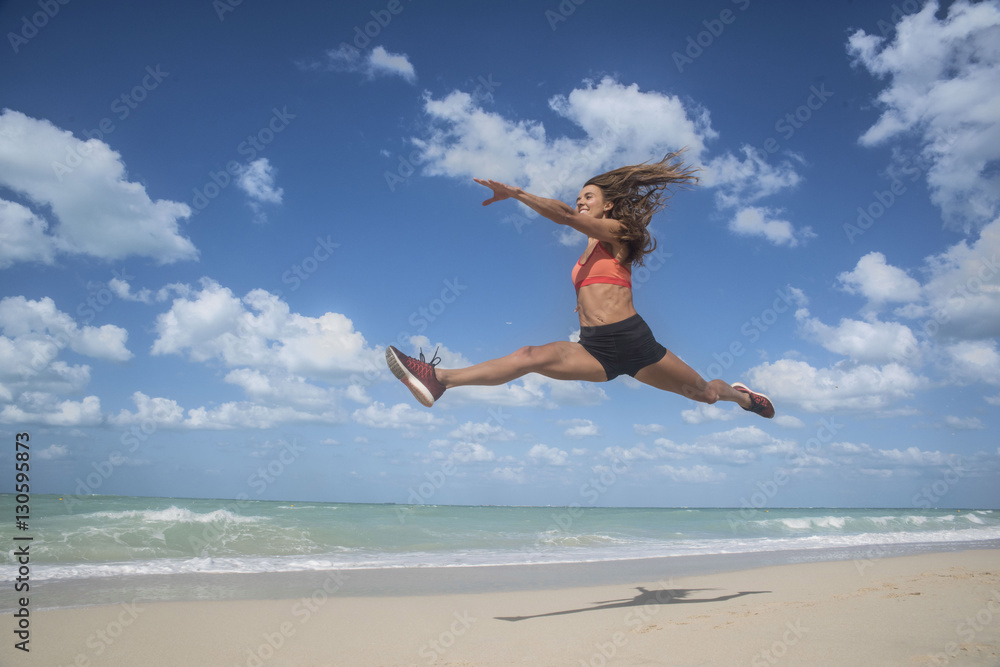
732, 383, 775, 419
385, 346, 446, 407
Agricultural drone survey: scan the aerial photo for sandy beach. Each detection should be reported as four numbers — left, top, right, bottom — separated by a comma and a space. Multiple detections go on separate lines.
7, 549, 999, 666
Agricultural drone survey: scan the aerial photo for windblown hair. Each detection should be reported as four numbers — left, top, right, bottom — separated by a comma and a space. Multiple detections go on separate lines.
585, 149, 700, 267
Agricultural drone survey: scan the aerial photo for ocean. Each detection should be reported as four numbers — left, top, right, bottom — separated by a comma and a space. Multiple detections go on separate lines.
4, 494, 999, 610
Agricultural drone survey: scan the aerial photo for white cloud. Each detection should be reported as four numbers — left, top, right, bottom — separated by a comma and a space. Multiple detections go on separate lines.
185, 402, 339, 430
0, 109, 197, 264
446, 372, 608, 409
940, 340, 1000, 386
528, 444, 569, 466
151, 279, 382, 380
490, 466, 525, 483
702, 146, 803, 209
0, 296, 132, 363
876, 446, 950, 467
109, 390, 347, 430
561, 418, 600, 437
36, 444, 69, 459
916, 217, 1000, 339
107, 391, 185, 427
653, 437, 755, 465
351, 401, 445, 429
0, 394, 102, 426
237, 158, 283, 222
368, 46, 416, 82
310, 44, 415, 83
633, 423, 665, 435
796, 310, 921, 365
943, 415, 985, 430
109, 277, 154, 304
0, 199, 56, 268
848, 0, 1000, 230
746, 358, 927, 413
727, 206, 814, 247
448, 420, 516, 442
412, 76, 716, 203
655, 464, 725, 483
237, 159, 283, 204
837, 252, 922, 305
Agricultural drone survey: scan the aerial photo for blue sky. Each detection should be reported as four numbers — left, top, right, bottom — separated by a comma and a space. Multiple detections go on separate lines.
1, 0, 998, 508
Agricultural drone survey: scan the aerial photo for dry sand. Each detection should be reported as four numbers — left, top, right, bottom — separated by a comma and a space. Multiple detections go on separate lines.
6, 549, 999, 666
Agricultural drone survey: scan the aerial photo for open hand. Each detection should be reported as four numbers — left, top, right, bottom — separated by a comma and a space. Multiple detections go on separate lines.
473, 178, 521, 206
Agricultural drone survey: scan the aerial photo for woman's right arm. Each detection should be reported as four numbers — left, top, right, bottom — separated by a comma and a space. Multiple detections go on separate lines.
473, 178, 622, 244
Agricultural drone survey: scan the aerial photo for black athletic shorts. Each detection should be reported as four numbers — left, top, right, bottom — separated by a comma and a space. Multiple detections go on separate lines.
578, 313, 667, 381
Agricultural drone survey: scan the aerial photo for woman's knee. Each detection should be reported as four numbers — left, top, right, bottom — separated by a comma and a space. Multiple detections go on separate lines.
689, 379, 720, 404
512, 344, 559, 373
511, 345, 544, 371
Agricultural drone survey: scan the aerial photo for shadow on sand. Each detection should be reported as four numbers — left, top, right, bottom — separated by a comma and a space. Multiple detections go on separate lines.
495, 586, 770, 622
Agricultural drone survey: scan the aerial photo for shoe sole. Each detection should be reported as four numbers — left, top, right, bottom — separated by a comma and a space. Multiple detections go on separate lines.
385, 347, 435, 408
732, 382, 774, 419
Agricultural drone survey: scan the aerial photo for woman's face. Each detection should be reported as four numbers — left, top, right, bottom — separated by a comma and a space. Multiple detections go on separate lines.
576, 185, 611, 218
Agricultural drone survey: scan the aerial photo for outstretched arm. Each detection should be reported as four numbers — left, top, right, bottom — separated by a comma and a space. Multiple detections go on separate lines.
473, 178, 621, 244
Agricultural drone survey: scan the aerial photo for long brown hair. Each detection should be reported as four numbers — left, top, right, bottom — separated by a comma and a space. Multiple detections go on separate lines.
585, 149, 700, 266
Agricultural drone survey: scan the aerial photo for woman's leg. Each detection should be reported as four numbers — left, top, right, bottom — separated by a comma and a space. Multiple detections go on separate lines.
632, 349, 751, 408
436, 342, 608, 388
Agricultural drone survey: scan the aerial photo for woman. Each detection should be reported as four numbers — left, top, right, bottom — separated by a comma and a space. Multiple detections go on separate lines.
385, 151, 774, 418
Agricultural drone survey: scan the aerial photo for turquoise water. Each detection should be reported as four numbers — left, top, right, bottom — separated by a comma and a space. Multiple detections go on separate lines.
3, 495, 998, 584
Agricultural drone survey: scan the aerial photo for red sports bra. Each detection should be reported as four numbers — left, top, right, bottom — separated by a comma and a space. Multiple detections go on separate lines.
572, 241, 631, 291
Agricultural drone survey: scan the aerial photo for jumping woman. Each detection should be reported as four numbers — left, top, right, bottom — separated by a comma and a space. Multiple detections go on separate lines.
385, 151, 774, 419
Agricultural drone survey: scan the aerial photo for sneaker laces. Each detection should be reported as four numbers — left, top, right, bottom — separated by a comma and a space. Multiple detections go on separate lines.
418, 346, 441, 368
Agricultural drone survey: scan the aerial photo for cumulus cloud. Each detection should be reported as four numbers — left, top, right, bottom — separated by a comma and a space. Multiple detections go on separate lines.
352, 401, 445, 429
655, 464, 725, 483
236, 158, 283, 223
0, 109, 197, 265
108, 389, 348, 430
940, 340, 1000, 386
837, 252, 922, 305
0, 199, 56, 268
681, 404, 739, 424
848, 0, 1000, 230
490, 466, 526, 483
0, 296, 131, 417
915, 217, 1000, 339
653, 437, 756, 465
561, 418, 600, 438
746, 358, 926, 413
943, 415, 985, 430
107, 392, 185, 427
528, 444, 570, 466
727, 206, 814, 247
0, 394, 102, 426
410, 77, 815, 247
308, 44, 416, 83
36, 444, 69, 460
702, 146, 803, 209
151, 279, 382, 380
411, 76, 716, 203
796, 310, 922, 365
